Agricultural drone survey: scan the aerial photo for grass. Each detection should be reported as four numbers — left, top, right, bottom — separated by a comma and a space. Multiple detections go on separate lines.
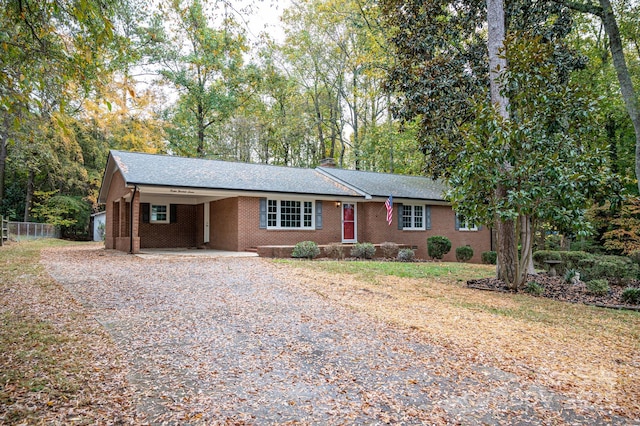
0, 239, 132, 423
276, 258, 640, 419
278, 259, 495, 282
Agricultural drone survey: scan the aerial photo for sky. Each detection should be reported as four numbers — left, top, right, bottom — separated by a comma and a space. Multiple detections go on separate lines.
232, 0, 291, 43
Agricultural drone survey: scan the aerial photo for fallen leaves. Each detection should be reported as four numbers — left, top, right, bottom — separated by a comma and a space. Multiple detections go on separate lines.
0, 242, 629, 424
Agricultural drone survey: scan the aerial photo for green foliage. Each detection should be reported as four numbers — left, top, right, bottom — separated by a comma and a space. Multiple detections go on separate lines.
558, 251, 593, 270
380, 242, 400, 259
455, 246, 474, 263
628, 250, 640, 265
427, 236, 451, 260
586, 279, 610, 296
153, 0, 248, 157
564, 268, 579, 284
31, 193, 91, 240
577, 255, 638, 282
621, 288, 640, 305
481, 251, 497, 265
544, 234, 563, 251
323, 243, 344, 260
525, 281, 545, 296
532, 250, 562, 268
292, 241, 320, 259
397, 248, 415, 262
350, 242, 376, 259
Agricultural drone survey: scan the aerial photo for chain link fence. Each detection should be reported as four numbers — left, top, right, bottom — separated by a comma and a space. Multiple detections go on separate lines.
6, 221, 60, 241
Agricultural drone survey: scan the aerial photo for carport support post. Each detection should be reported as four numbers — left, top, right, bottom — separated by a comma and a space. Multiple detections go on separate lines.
129, 185, 138, 254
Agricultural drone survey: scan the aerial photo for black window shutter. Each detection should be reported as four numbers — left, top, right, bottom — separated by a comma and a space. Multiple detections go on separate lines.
426, 205, 431, 230
170, 204, 177, 223
259, 198, 267, 229
454, 213, 460, 230
141, 203, 150, 223
397, 203, 403, 230
315, 201, 323, 229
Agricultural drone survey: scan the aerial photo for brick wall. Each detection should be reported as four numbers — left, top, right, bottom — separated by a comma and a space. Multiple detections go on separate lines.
210, 197, 239, 251
361, 203, 491, 262
139, 204, 197, 248
236, 197, 343, 251
104, 171, 131, 250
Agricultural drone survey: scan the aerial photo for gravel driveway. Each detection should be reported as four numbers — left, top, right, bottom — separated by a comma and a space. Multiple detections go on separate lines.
42, 246, 632, 425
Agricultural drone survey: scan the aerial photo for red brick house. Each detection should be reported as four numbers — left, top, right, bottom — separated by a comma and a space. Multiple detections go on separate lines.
98, 150, 491, 262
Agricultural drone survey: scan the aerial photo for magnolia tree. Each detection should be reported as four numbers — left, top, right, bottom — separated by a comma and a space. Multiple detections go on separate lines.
448, 35, 617, 287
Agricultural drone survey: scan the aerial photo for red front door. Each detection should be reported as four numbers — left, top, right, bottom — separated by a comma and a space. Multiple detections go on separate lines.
342, 203, 356, 242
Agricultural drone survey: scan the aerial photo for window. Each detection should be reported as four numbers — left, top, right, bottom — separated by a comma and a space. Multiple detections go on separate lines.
266, 199, 314, 229
151, 204, 169, 223
457, 214, 478, 231
402, 204, 425, 230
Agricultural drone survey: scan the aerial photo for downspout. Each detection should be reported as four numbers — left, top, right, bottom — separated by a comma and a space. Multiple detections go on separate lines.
129, 185, 138, 254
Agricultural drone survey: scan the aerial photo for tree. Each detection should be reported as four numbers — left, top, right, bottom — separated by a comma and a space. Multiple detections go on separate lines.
382, 0, 615, 288
0, 0, 142, 221
486, 0, 521, 286
152, 0, 248, 158
559, 0, 640, 193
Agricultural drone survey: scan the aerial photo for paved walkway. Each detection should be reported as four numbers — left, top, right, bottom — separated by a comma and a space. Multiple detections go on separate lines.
42, 247, 633, 425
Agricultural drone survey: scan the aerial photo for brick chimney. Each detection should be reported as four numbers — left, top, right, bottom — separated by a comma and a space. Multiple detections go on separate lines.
319, 158, 336, 168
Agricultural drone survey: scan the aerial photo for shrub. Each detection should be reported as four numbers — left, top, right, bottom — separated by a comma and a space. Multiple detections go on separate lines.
628, 250, 640, 265
481, 251, 497, 265
564, 268, 579, 284
397, 248, 415, 262
544, 233, 563, 250
579, 255, 638, 283
455, 245, 474, 262
586, 279, 610, 295
532, 250, 562, 268
380, 242, 400, 259
525, 281, 544, 296
350, 242, 376, 259
324, 243, 344, 259
559, 251, 592, 270
291, 241, 320, 259
427, 236, 451, 260
621, 288, 640, 305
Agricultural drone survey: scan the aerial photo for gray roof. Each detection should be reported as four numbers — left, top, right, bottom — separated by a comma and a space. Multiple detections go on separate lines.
99, 150, 446, 202
318, 167, 446, 201
103, 150, 361, 198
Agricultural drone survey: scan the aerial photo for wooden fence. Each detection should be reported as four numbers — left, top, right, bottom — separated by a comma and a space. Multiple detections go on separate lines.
1, 216, 8, 246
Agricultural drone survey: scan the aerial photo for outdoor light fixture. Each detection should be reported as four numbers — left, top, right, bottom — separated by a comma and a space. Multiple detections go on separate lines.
335, 201, 341, 208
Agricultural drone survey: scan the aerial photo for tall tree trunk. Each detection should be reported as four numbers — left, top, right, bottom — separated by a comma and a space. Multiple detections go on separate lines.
520, 215, 536, 275
197, 103, 205, 157
487, 0, 521, 289
598, 0, 640, 194
352, 70, 360, 170
562, 0, 640, 192
23, 169, 34, 222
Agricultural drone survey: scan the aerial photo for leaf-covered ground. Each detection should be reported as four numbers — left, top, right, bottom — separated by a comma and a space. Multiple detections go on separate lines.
36, 244, 638, 424
0, 241, 137, 424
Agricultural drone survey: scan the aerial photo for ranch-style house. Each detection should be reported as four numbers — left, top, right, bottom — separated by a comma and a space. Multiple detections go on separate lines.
98, 150, 491, 262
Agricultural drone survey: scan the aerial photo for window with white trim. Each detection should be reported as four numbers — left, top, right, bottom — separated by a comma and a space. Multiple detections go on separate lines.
402, 204, 425, 230
151, 204, 169, 223
457, 214, 478, 231
267, 199, 314, 229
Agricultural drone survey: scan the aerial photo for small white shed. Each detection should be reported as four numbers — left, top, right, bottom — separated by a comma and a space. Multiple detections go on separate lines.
91, 211, 106, 242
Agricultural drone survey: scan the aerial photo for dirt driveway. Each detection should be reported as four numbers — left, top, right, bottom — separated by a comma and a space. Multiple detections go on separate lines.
42, 246, 632, 425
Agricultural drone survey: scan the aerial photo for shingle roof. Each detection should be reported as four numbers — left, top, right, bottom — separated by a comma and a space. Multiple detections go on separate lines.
99, 150, 447, 203
106, 150, 362, 197
317, 167, 446, 201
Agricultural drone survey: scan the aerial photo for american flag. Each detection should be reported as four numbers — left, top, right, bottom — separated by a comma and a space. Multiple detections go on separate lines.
385, 195, 393, 226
